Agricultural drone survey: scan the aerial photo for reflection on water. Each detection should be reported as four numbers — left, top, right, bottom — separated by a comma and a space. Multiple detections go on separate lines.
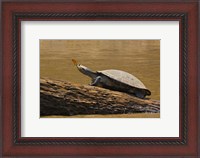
40, 40, 160, 100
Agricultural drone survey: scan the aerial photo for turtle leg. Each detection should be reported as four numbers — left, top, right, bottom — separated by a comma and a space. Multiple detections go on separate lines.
90, 76, 102, 86
135, 90, 146, 99
136, 93, 145, 99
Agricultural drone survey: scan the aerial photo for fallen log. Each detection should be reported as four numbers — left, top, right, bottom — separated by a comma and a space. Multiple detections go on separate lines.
40, 78, 160, 116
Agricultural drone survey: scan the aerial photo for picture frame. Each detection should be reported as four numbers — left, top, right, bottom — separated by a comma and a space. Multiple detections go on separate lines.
1, 0, 199, 157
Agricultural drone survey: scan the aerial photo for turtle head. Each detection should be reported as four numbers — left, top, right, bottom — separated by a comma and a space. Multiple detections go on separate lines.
72, 59, 89, 72
72, 59, 97, 79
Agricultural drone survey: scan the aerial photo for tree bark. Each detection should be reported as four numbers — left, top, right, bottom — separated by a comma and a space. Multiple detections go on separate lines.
40, 78, 160, 116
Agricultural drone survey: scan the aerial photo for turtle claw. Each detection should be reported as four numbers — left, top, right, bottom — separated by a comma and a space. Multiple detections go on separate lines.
90, 76, 101, 86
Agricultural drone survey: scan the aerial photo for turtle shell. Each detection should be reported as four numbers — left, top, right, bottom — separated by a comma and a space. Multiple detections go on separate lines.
98, 69, 149, 91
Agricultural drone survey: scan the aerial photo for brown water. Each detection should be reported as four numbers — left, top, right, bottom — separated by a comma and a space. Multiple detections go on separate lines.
40, 40, 160, 100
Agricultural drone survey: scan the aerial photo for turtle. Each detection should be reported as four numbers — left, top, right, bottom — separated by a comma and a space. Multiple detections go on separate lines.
72, 59, 151, 99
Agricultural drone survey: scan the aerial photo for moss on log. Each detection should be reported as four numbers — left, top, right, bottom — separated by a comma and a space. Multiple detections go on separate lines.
40, 78, 160, 116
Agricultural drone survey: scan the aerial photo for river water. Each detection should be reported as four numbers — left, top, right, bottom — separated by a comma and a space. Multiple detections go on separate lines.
40, 40, 160, 100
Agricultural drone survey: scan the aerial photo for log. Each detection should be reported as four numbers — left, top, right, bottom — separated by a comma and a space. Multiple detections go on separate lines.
40, 78, 160, 116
